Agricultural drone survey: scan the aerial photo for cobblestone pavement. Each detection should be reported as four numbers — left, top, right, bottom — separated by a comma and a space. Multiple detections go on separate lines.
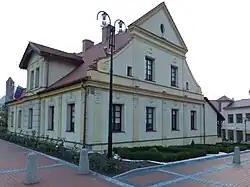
114, 151, 250, 187
0, 139, 124, 187
1, 139, 250, 187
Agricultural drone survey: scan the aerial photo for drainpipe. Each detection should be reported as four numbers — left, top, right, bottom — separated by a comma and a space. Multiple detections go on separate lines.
203, 104, 206, 144
81, 83, 88, 147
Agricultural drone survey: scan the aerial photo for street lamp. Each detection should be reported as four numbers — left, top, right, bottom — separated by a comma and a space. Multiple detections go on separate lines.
243, 117, 247, 142
96, 11, 126, 158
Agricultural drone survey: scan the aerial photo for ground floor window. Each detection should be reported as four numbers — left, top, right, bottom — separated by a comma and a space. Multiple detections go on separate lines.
112, 104, 123, 132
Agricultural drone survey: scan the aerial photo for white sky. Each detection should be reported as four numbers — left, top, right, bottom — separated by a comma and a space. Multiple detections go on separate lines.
0, 0, 249, 100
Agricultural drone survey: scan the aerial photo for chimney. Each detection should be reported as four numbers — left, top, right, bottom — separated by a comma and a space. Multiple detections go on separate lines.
102, 25, 112, 43
82, 39, 94, 52
5, 77, 15, 103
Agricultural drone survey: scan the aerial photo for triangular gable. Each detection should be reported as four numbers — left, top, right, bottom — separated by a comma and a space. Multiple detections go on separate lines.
19, 42, 41, 70
129, 2, 187, 50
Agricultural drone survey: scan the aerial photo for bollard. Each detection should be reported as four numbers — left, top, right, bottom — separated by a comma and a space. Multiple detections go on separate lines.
233, 146, 241, 165
24, 152, 39, 185
78, 148, 89, 174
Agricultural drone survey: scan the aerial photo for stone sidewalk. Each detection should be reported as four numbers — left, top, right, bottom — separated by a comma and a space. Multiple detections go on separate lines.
1, 139, 250, 187
0, 139, 125, 187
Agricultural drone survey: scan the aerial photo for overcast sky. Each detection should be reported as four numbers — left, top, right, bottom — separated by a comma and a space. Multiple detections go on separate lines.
0, 0, 249, 100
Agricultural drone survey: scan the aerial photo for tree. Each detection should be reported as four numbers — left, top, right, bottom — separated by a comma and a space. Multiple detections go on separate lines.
0, 105, 8, 128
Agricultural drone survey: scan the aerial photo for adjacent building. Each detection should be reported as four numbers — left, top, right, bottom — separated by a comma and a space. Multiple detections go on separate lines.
6, 2, 223, 150
211, 95, 250, 142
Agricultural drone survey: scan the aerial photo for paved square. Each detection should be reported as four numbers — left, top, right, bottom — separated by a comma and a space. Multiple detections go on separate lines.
2, 138, 250, 187
127, 171, 177, 186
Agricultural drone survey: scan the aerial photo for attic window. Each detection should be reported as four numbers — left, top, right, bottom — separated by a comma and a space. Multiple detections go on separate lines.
160, 24, 165, 34
186, 82, 189, 90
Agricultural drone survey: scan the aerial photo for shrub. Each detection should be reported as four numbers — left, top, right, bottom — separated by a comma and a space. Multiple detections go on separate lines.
89, 153, 121, 174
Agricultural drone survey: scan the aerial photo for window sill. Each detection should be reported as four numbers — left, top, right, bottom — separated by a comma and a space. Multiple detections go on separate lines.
191, 129, 198, 131
47, 129, 54, 131
172, 129, 180, 131
112, 131, 125, 133
66, 130, 75, 133
146, 130, 156, 132
145, 79, 155, 83
171, 85, 178, 88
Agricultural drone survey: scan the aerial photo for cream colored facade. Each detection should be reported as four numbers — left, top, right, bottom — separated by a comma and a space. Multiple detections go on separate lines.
7, 2, 221, 150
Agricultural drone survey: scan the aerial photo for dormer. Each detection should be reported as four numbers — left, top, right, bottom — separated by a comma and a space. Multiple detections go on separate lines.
19, 42, 83, 95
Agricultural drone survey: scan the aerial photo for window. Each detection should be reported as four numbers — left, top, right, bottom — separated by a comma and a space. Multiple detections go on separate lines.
228, 114, 234, 123
236, 113, 243, 123
171, 66, 178, 87
28, 108, 33, 129
191, 111, 197, 130
172, 109, 179, 130
127, 66, 132, 77
66, 104, 75, 132
11, 112, 14, 127
217, 121, 222, 137
186, 82, 189, 90
146, 107, 155, 131
246, 113, 250, 121
30, 70, 34, 89
145, 57, 154, 81
35, 68, 40, 88
48, 106, 54, 131
112, 104, 122, 132
18, 110, 22, 128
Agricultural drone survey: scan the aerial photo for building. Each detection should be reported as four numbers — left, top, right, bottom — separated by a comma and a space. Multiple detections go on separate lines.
212, 96, 250, 142
6, 2, 223, 150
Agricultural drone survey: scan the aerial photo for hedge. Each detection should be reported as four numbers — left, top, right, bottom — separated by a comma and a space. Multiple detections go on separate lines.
113, 142, 250, 162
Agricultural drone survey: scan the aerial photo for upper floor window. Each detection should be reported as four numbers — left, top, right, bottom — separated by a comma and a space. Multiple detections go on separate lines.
30, 71, 34, 89
172, 109, 179, 131
191, 110, 197, 130
236, 113, 243, 123
18, 110, 22, 128
28, 108, 33, 129
246, 113, 250, 121
228, 114, 234, 123
112, 104, 123, 132
127, 66, 132, 77
48, 106, 54, 131
66, 103, 75, 132
146, 107, 155, 131
171, 65, 178, 87
35, 67, 40, 88
11, 111, 14, 127
145, 57, 154, 81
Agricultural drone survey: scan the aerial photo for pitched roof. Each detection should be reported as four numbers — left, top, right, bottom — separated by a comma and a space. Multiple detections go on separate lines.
210, 100, 219, 111
40, 32, 132, 93
19, 42, 83, 69
224, 99, 250, 109
217, 95, 232, 102
204, 97, 225, 120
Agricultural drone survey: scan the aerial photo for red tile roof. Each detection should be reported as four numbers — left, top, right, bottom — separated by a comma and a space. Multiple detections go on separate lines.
40, 31, 132, 93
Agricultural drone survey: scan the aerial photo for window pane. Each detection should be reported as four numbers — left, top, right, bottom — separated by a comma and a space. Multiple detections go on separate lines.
115, 118, 120, 123
115, 111, 120, 117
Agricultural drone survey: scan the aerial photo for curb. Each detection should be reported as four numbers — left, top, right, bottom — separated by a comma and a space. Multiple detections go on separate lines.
113, 149, 250, 179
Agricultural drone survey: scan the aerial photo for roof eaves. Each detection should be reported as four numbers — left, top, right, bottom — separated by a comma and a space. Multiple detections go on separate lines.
37, 77, 89, 94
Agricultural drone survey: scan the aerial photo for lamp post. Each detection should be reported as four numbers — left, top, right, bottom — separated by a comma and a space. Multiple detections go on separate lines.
97, 11, 126, 158
244, 117, 247, 142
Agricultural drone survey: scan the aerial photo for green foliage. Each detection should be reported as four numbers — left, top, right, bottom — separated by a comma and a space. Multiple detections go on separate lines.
113, 142, 250, 163
89, 153, 121, 174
